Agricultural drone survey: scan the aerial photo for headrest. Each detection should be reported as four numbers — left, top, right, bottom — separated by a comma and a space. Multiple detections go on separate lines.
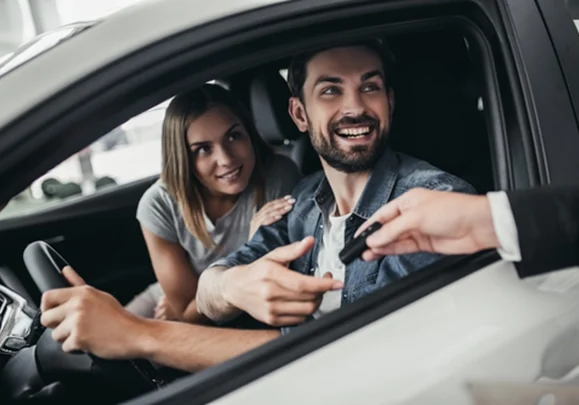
249, 70, 302, 144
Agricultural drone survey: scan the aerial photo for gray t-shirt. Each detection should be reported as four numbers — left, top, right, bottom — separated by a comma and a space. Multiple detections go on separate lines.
136, 154, 302, 275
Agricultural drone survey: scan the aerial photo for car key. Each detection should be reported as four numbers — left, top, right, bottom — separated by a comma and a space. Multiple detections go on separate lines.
339, 221, 382, 265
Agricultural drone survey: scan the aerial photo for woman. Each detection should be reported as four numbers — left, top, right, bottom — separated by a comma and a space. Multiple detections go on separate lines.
126, 83, 302, 323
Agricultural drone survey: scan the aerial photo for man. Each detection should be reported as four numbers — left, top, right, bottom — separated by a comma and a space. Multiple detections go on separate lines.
356, 186, 579, 278
41, 40, 474, 371
194, 40, 475, 329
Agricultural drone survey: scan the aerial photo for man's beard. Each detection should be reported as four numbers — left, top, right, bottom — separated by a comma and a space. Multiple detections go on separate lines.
309, 116, 389, 173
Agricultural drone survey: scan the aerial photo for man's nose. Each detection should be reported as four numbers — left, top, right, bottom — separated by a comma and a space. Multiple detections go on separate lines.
341, 90, 366, 117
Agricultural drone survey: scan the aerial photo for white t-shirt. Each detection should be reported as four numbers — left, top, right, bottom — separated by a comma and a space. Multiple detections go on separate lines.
313, 204, 350, 318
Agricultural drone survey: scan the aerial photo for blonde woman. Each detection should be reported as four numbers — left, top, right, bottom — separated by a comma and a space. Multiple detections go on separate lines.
126, 84, 302, 323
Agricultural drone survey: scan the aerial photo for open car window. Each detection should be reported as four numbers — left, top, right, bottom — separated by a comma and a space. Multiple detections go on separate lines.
0, 99, 168, 220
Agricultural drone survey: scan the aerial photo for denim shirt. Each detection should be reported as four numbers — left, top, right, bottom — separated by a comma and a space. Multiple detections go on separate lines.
210, 148, 476, 333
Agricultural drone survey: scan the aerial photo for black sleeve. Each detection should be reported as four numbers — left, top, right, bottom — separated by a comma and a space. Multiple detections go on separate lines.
507, 186, 579, 278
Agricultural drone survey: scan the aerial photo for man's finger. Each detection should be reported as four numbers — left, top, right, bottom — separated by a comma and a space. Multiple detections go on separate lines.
41, 305, 69, 329
267, 315, 308, 327
61, 335, 83, 353
41, 288, 80, 312
265, 237, 315, 264
365, 212, 419, 250
361, 249, 381, 262
62, 266, 86, 286
272, 268, 343, 293
362, 237, 424, 260
271, 300, 321, 317
51, 315, 73, 343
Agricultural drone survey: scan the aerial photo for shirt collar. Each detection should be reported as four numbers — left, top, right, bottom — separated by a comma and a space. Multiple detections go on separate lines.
312, 147, 399, 220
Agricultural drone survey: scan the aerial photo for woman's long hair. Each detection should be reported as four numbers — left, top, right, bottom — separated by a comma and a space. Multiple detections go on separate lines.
161, 84, 273, 248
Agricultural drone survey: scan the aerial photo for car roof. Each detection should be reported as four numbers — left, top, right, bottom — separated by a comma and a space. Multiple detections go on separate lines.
0, 0, 287, 132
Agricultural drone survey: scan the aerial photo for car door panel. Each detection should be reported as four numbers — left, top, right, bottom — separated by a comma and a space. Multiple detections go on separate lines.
209, 262, 579, 405
0, 176, 158, 305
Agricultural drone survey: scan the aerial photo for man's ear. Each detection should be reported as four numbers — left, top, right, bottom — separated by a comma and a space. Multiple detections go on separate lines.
288, 97, 309, 133
387, 89, 395, 121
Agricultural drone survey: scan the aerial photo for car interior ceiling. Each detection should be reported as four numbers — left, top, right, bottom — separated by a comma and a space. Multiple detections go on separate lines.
233, 29, 494, 194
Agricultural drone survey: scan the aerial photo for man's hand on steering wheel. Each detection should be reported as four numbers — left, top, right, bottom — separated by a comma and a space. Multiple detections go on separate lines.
40, 266, 149, 360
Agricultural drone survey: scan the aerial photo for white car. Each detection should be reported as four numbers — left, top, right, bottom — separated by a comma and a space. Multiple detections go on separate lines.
1, 0, 579, 404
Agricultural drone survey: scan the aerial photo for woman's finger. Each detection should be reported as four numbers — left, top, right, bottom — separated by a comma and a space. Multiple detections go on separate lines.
258, 196, 295, 215
254, 199, 295, 225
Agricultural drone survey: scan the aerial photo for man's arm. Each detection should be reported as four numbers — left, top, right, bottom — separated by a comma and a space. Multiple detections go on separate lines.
196, 216, 291, 321
139, 320, 279, 371
196, 265, 238, 321
356, 188, 500, 259
198, 237, 343, 326
507, 186, 579, 277
40, 271, 280, 372
357, 186, 579, 278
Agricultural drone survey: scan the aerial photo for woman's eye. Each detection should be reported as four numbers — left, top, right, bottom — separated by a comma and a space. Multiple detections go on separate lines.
193, 145, 211, 156
227, 131, 243, 141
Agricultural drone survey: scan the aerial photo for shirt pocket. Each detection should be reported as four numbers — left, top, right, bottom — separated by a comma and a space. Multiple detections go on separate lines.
348, 263, 381, 301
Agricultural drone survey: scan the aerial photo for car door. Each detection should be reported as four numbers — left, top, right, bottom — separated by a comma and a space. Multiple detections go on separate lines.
0, 105, 168, 304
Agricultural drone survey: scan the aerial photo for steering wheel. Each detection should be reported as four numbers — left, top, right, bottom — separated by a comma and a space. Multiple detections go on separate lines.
22, 241, 163, 400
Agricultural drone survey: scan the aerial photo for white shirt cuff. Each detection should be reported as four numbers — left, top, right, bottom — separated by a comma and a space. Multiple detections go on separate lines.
487, 191, 522, 262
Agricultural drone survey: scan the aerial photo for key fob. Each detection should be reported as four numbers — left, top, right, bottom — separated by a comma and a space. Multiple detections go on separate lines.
339, 222, 382, 265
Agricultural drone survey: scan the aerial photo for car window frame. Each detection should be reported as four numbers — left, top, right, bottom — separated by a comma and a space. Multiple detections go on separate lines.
0, 21, 97, 79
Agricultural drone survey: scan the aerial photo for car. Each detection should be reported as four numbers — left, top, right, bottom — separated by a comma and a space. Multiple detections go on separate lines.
1, 0, 579, 404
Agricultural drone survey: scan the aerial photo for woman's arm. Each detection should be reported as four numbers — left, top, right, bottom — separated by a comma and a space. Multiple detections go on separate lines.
141, 226, 207, 324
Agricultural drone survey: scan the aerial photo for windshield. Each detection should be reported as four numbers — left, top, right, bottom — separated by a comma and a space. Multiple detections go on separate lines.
0, 21, 97, 78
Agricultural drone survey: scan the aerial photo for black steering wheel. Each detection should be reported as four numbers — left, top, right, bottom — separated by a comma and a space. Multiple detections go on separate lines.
22, 241, 163, 400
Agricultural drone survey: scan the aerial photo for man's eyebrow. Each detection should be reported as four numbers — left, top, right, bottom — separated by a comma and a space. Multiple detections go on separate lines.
189, 123, 240, 147
313, 75, 343, 88
361, 70, 384, 82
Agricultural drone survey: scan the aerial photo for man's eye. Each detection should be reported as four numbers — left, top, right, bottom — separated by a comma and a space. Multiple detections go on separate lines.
321, 86, 340, 96
362, 83, 381, 92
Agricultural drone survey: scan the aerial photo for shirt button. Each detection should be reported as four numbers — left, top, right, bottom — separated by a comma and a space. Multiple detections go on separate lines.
309, 268, 315, 274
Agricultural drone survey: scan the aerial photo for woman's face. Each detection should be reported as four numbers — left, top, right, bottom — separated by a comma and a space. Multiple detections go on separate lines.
186, 105, 256, 198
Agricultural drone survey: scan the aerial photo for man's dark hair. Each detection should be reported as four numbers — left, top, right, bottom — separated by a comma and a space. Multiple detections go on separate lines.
287, 39, 396, 101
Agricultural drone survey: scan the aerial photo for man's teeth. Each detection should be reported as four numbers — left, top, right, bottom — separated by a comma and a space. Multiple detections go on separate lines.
336, 127, 371, 137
